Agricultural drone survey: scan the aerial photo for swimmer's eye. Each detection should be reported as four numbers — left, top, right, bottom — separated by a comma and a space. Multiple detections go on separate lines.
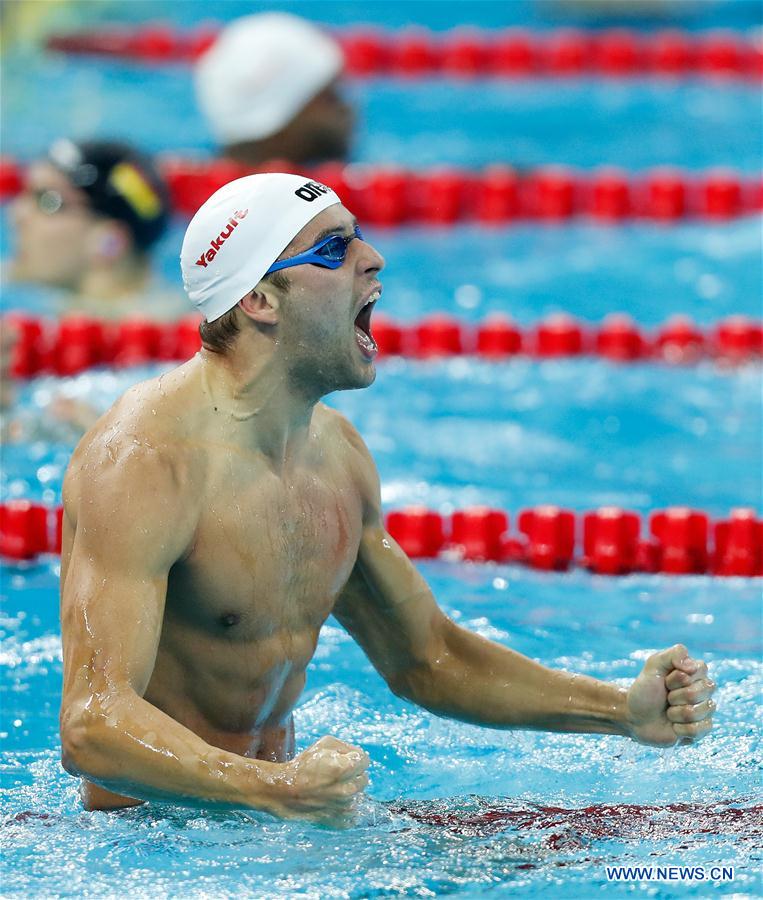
266, 225, 364, 274
26, 188, 89, 217
315, 226, 364, 263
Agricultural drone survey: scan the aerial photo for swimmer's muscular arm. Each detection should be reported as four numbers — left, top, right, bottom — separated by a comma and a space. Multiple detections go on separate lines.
59, 436, 279, 810
333, 420, 715, 747
59, 430, 369, 820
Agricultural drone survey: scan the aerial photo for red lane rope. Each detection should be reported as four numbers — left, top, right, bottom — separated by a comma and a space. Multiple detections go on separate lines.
4, 312, 761, 378
44, 26, 762, 81
1, 157, 760, 223
2, 500, 760, 575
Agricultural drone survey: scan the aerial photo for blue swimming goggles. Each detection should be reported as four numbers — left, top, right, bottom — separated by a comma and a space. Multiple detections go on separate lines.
266, 225, 364, 274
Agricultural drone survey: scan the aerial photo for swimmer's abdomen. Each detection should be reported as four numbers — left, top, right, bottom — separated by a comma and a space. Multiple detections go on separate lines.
146, 610, 314, 737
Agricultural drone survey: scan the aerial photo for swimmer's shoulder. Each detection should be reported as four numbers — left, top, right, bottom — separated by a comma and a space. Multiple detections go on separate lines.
63, 360, 205, 518
314, 404, 370, 456
314, 404, 381, 508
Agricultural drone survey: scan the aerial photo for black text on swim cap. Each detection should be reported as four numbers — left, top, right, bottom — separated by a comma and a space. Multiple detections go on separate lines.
294, 181, 332, 202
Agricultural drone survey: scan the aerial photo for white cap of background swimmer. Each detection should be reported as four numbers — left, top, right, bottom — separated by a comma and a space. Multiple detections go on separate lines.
180, 173, 341, 322
195, 13, 344, 145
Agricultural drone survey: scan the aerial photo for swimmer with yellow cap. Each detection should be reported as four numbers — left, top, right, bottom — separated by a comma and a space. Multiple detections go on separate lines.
11, 138, 169, 299
59, 174, 716, 821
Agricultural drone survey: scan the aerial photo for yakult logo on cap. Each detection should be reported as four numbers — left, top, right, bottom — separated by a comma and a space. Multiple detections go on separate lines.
195, 208, 249, 268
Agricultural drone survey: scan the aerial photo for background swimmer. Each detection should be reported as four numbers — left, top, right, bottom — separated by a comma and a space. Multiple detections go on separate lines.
195, 14, 354, 168
9, 138, 174, 316
3, 139, 182, 438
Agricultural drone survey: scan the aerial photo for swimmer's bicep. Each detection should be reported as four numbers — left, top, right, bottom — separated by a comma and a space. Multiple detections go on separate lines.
60, 448, 193, 692
60, 548, 167, 697
333, 525, 448, 680
67, 441, 195, 575
333, 412, 450, 673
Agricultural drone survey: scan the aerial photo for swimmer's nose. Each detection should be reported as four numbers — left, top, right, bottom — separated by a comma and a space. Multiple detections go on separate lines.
356, 236, 385, 276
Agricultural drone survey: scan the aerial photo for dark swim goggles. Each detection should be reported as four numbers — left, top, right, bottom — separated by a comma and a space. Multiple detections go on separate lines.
266, 225, 363, 274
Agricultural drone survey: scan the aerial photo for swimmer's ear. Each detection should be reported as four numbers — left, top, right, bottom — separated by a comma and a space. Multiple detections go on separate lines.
238, 287, 279, 326
88, 221, 131, 262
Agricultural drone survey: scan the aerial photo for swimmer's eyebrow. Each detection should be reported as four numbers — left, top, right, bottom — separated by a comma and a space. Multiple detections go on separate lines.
308, 217, 359, 246
279, 217, 359, 260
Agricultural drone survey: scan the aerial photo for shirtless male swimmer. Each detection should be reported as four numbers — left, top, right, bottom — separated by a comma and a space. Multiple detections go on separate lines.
59, 174, 716, 824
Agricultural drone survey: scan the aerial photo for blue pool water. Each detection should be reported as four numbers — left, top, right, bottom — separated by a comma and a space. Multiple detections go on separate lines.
2, 218, 762, 324
1, 1, 762, 897
4, 60, 762, 171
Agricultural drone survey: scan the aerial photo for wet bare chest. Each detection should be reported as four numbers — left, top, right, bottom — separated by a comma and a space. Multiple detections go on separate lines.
168, 465, 363, 636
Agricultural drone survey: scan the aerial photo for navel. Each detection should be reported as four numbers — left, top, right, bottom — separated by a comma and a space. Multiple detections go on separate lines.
219, 613, 241, 628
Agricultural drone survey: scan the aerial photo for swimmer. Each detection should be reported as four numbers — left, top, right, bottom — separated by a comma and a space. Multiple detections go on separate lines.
195, 14, 354, 167
59, 174, 716, 825
9, 138, 179, 319
3, 139, 183, 441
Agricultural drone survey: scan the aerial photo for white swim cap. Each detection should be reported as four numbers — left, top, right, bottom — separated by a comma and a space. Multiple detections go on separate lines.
195, 13, 344, 145
180, 173, 341, 322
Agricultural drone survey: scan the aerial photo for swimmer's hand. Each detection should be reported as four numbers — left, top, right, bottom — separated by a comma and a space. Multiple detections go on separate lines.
267, 736, 370, 827
626, 643, 716, 747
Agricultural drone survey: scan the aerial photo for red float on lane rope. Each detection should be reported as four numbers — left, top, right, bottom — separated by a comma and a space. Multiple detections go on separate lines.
476, 316, 523, 358
541, 29, 590, 76
450, 507, 509, 561
583, 508, 641, 574
390, 28, 438, 76
591, 30, 643, 76
533, 314, 586, 357
441, 29, 489, 77
699, 171, 743, 219
0, 501, 50, 560
655, 316, 706, 364
696, 31, 750, 78
409, 169, 470, 224
646, 30, 696, 75
54, 316, 106, 376
712, 316, 763, 361
386, 508, 445, 558
650, 508, 710, 574
587, 168, 633, 220
642, 169, 687, 221
474, 166, 521, 224
713, 509, 763, 576
517, 506, 576, 571
490, 30, 536, 76
0, 158, 23, 201
412, 315, 466, 358
595, 314, 650, 361
526, 167, 578, 219
5, 313, 49, 378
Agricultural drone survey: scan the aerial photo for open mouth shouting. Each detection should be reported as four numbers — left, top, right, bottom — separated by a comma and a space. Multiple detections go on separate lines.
354, 286, 381, 360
